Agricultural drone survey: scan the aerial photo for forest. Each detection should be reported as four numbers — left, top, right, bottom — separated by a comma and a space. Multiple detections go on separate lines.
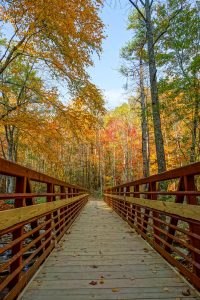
0, 0, 199, 194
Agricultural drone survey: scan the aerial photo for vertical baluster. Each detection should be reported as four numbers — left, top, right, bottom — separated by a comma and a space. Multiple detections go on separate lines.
129, 185, 134, 225
165, 177, 185, 252
184, 175, 200, 277
134, 185, 141, 231
45, 183, 53, 249
9, 176, 26, 289
126, 186, 130, 221
60, 186, 66, 233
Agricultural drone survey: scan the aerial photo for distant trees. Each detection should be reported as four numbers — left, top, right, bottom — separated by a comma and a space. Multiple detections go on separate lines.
0, 0, 199, 193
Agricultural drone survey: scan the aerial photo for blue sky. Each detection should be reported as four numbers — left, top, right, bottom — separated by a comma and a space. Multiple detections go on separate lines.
88, 2, 133, 109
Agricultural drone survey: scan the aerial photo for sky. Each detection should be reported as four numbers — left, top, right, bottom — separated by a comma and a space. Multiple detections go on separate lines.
88, 1, 133, 109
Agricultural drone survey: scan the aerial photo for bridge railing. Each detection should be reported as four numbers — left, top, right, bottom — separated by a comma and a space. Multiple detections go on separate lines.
104, 162, 200, 290
0, 158, 89, 300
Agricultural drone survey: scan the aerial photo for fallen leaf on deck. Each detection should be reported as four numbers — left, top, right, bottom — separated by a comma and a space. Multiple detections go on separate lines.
112, 288, 120, 292
91, 265, 98, 268
182, 288, 191, 296
89, 281, 97, 285
163, 287, 169, 292
99, 279, 104, 284
143, 248, 149, 252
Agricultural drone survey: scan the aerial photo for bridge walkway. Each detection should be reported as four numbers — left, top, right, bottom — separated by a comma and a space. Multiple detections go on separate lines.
20, 199, 200, 300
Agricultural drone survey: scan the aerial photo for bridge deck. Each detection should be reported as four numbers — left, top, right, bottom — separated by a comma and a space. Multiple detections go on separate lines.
20, 200, 200, 300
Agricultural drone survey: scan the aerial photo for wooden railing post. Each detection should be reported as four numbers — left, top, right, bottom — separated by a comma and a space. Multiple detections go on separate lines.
126, 186, 130, 221
120, 187, 124, 218
60, 186, 66, 230
9, 176, 27, 289
165, 177, 185, 252
184, 175, 200, 277
151, 182, 163, 245
45, 183, 53, 249
134, 185, 142, 231
129, 185, 134, 225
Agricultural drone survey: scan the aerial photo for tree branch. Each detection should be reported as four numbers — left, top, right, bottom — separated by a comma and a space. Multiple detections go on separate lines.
0, 35, 27, 75
139, 0, 145, 6
153, 5, 183, 45
128, 0, 146, 21
149, 0, 154, 8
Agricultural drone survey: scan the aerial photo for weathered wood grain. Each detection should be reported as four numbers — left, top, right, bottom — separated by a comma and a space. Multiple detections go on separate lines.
19, 199, 200, 300
0, 194, 88, 230
104, 194, 200, 221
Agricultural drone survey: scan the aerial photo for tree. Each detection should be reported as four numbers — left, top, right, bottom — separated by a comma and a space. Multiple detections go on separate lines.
120, 12, 150, 177
157, 0, 199, 163
0, 0, 104, 91
127, 0, 183, 172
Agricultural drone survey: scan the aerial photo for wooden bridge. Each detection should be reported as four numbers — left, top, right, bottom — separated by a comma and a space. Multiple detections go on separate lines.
0, 158, 200, 300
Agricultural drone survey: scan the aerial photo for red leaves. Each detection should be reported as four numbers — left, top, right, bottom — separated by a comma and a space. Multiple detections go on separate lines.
89, 281, 97, 285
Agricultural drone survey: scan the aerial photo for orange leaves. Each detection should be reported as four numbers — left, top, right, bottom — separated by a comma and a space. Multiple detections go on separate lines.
1, 0, 104, 85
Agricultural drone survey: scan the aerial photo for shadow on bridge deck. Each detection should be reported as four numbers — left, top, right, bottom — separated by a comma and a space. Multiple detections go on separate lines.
19, 199, 200, 300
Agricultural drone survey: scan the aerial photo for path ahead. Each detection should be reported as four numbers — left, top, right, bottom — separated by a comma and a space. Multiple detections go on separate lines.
20, 200, 199, 300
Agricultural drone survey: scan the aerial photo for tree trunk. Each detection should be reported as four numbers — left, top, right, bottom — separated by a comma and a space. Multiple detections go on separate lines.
190, 87, 199, 163
145, 0, 166, 173
4, 125, 18, 193
139, 57, 150, 178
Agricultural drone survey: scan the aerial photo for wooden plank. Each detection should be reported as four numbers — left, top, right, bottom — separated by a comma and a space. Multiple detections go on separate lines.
35, 270, 179, 280
21, 287, 199, 300
20, 200, 200, 300
0, 194, 88, 230
26, 278, 186, 289
104, 194, 200, 221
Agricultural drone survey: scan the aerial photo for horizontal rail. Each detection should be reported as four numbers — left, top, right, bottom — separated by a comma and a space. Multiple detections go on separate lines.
0, 158, 86, 190
104, 162, 200, 291
106, 162, 200, 190
0, 192, 84, 200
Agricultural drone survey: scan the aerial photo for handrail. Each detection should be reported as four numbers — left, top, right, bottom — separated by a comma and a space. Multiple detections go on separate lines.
0, 194, 89, 232
0, 158, 89, 300
0, 158, 86, 191
0, 158, 87, 210
104, 162, 200, 291
105, 161, 200, 190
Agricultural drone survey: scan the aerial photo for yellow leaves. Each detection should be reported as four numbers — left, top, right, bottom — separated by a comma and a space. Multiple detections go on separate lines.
112, 288, 120, 292
1, 0, 104, 87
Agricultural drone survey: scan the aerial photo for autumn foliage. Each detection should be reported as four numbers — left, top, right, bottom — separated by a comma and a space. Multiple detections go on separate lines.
0, 0, 199, 194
